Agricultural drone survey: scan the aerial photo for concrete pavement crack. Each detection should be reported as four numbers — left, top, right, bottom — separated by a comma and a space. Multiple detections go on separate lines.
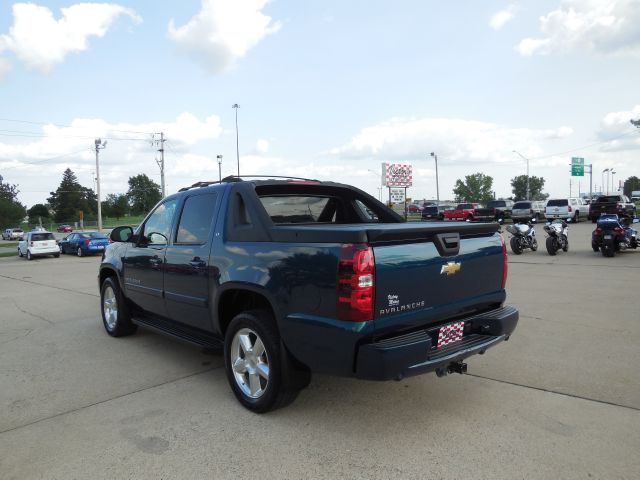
11, 299, 53, 325
465, 373, 640, 412
0, 367, 221, 436
0, 273, 98, 298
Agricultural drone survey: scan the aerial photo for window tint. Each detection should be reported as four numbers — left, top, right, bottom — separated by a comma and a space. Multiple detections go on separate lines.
260, 196, 334, 223
142, 198, 179, 245
32, 233, 54, 241
487, 201, 506, 208
354, 199, 378, 222
176, 193, 218, 244
596, 196, 620, 203
547, 199, 568, 207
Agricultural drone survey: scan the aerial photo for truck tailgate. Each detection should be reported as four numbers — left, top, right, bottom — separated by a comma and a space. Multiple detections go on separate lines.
369, 223, 504, 328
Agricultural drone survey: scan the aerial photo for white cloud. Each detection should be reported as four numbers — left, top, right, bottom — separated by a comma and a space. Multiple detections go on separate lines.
597, 104, 640, 151
0, 57, 12, 79
516, 0, 640, 56
0, 2, 141, 74
168, 0, 281, 74
256, 139, 269, 153
489, 5, 516, 30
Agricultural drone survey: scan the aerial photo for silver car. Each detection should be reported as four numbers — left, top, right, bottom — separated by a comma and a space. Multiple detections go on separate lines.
512, 201, 545, 223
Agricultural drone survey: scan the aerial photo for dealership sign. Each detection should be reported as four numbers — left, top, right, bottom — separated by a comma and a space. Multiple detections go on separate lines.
382, 163, 413, 187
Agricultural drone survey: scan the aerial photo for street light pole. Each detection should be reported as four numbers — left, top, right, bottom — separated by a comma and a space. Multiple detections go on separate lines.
430, 152, 440, 202
94, 138, 107, 232
602, 168, 609, 195
232, 104, 240, 176
611, 170, 616, 193
512, 150, 530, 200
217, 155, 223, 182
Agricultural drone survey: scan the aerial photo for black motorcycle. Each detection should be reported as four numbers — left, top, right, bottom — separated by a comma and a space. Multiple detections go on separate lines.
543, 220, 569, 255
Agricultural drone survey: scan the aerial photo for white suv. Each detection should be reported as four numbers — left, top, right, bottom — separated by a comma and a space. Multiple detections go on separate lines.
3, 228, 24, 240
18, 231, 60, 260
545, 198, 589, 223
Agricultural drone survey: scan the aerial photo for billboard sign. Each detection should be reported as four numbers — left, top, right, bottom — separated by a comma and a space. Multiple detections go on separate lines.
390, 188, 405, 203
382, 163, 413, 187
571, 157, 584, 176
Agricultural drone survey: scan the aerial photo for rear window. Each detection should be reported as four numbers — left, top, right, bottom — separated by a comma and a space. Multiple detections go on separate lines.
260, 196, 333, 223
513, 202, 531, 209
547, 199, 568, 207
13, 229, 23, 233
88, 232, 108, 239
423, 206, 438, 214
31, 233, 54, 241
458, 203, 473, 209
486, 201, 505, 208
596, 196, 620, 203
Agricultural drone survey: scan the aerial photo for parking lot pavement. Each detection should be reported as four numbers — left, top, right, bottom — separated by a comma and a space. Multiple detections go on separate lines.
1, 222, 639, 479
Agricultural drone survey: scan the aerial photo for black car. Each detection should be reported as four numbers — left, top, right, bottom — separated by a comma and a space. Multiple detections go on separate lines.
421, 204, 454, 221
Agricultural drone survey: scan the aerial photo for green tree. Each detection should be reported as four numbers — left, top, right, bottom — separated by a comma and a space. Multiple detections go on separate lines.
510, 175, 548, 201
127, 174, 161, 215
27, 204, 51, 224
623, 176, 640, 198
102, 193, 129, 219
453, 173, 494, 204
0, 175, 27, 228
47, 168, 97, 223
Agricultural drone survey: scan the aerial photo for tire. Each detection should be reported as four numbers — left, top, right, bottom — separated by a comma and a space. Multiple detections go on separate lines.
602, 241, 615, 257
100, 277, 137, 337
574, 212, 580, 223
224, 309, 302, 413
54, 253, 60, 258
77, 247, 83, 257
510, 236, 522, 255
592, 242, 599, 252
27, 250, 32, 261
18, 248, 23, 257
546, 237, 557, 255
562, 235, 569, 252
59, 244, 64, 254
591, 217, 597, 223
530, 237, 538, 251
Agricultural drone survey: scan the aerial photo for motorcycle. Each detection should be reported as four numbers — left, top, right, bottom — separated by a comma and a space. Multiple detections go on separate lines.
543, 220, 569, 255
591, 214, 638, 257
505, 222, 538, 254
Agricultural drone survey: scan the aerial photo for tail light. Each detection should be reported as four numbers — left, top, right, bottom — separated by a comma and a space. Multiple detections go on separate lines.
614, 227, 625, 236
84, 239, 91, 245
501, 235, 508, 289
594, 227, 603, 235
337, 244, 375, 321
30, 241, 34, 247
568, 206, 572, 212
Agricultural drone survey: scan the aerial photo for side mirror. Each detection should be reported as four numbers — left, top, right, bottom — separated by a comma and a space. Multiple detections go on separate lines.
110, 226, 134, 243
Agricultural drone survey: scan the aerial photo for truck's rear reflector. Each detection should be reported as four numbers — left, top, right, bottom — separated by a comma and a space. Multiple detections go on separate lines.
337, 243, 375, 321
501, 234, 508, 289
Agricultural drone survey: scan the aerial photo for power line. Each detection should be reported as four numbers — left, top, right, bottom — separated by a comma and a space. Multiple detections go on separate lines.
0, 130, 150, 141
0, 117, 155, 135
0, 148, 91, 170
530, 128, 640, 160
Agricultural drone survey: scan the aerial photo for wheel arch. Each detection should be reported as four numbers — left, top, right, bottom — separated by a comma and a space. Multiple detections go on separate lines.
215, 284, 281, 337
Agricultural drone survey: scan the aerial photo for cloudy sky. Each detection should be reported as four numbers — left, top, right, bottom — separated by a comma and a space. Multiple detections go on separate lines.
1, 0, 639, 207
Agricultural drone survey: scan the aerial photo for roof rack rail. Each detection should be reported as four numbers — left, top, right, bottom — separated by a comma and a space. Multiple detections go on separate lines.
178, 175, 322, 192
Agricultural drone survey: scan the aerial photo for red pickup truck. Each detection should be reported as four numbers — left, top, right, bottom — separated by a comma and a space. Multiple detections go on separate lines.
444, 203, 480, 221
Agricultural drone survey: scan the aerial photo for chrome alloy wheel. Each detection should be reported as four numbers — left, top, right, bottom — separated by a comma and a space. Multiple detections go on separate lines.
230, 328, 270, 399
102, 284, 118, 331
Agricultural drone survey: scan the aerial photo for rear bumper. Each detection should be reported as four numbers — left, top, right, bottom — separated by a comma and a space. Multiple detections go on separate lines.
355, 305, 518, 381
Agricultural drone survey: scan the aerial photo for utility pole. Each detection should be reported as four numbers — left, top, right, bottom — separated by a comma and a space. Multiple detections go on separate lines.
430, 152, 440, 202
232, 104, 240, 176
154, 132, 166, 197
217, 155, 223, 182
94, 138, 107, 232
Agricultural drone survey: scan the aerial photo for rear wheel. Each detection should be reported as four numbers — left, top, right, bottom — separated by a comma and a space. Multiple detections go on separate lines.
574, 212, 580, 223
100, 277, 137, 337
546, 237, 558, 255
18, 248, 23, 257
602, 241, 615, 257
510, 236, 522, 255
591, 242, 599, 252
530, 237, 538, 251
224, 309, 303, 413
27, 250, 32, 261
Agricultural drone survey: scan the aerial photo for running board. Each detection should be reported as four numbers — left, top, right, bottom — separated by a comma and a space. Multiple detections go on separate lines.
132, 315, 224, 352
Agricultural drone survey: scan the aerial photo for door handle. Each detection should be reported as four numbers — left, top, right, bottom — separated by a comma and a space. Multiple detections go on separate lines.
189, 258, 206, 269
149, 256, 162, 268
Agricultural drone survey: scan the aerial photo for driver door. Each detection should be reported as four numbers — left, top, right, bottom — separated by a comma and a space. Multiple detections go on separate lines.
123, 198, 178, 318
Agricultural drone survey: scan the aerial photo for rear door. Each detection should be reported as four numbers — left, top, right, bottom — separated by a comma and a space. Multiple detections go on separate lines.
164, 191, 220, 330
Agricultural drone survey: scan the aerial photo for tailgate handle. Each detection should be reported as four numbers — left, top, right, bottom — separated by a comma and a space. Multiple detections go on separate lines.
435, 233, 460, 256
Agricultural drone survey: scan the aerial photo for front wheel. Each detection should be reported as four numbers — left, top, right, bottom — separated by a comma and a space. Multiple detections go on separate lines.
510, 236, 522, 255
100, 277, 137, 337
562, 235, 569, 252
546, 237, 558, 255
224, 310, 302, 413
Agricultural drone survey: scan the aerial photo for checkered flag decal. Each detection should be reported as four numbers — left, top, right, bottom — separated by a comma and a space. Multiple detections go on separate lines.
437, 321, 464, 348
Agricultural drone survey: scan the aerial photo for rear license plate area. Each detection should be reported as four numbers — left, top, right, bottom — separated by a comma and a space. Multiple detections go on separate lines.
604, 234, 612, 239
437, 321, 464, 348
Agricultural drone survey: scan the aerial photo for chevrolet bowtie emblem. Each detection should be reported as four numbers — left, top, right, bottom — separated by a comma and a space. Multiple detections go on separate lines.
440, 261, 461, 275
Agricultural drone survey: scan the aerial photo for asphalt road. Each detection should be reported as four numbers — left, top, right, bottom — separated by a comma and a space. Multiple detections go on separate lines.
0, 222, 638, 479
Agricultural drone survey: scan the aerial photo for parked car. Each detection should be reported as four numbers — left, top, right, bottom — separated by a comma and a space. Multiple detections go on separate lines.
511, 201, 545, 223
59, 231, 109, 256
474, 200, 514, 223
545, 198, 589, 223
100, 176, 518, 412
57, 224, 73, 233
587, 195, 636, 222
421, 204, 455, 221
2, 228, 24, 240
18, 231, 59, 260
407, 204, 423, 213
443, 203, 480, 221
